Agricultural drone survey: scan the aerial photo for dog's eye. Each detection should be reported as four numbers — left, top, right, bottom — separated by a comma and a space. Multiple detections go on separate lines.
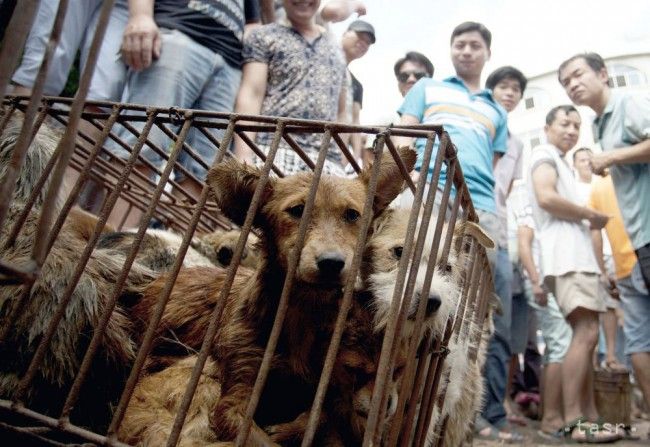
344, 208, 361, 223
392, 246, 403, 259
286, 204, 304, 219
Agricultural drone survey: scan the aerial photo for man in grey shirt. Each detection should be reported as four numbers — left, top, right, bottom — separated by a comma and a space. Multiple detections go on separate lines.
559, 50, 650, 420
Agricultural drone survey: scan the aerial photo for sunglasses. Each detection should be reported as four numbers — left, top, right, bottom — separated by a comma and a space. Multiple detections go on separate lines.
397, 71, 429, 83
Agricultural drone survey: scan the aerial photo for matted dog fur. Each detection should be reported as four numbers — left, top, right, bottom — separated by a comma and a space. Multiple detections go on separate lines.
126, 148, 416, 445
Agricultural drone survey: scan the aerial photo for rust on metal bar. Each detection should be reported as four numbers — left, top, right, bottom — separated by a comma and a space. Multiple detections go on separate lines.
236, 129, 285, 177
384, 136, 417, 193
0, 0, 40, 105
361, 131, 435, 446
165, 118, 278, 447
281, 131, 317, 170
60, 114, 194, 422
236, 128, 333, 447
331, 131, 361, 174
10, 113, 157, 404
300, 130, 387, 446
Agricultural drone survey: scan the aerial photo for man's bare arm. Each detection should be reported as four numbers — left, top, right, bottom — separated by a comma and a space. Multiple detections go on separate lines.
233, 62, 269, 163
391, 114, 419, 148
319, 0, 366, 22
591, 139, 650, 175
517, 224, 547, 306
531, 162, 609, 229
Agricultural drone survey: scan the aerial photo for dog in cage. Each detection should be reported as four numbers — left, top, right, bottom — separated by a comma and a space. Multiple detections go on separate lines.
192, 228, 260, 269
361, 207, 495, 342
0, 113, 156, 430
118, 290, 408, 447
124, 148, 416, 445
96, 227, 259, 273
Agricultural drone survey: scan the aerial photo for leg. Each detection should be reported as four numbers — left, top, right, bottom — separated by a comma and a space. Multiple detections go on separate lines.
618, 276, 650, 410
563, 307, 599, 423
480, 247, 513, 429
601, 307, 625, 369
11, 0, 99, 95
539, 362, 564, 433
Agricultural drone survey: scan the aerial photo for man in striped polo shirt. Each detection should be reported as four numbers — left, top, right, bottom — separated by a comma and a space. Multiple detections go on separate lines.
393, 22, 519, 442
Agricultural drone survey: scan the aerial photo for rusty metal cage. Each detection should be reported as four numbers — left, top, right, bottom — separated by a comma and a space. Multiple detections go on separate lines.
0, 2, 496, 446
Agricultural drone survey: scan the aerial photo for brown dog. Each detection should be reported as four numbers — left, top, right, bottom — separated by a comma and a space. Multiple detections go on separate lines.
0, 114, 156, 431
127, 148, 416, 445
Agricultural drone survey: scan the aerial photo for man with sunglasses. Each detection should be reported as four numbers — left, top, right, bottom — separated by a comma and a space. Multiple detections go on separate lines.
393, 51, 434, 97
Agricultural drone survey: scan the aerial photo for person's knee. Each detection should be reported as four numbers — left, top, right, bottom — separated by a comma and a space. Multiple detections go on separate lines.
569, 309, 600, 347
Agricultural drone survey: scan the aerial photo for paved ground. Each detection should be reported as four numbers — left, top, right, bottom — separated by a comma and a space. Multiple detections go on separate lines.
472, 417, 650, 446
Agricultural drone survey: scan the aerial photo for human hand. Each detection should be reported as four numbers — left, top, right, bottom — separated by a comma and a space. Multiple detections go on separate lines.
532, 282, 547, 307
590, 152, 612, 176
121, 14, 161, 71
410, 170, 420, 183
600, 273, 620, 300
586, 209, 609, 230
351, 1, 367, 16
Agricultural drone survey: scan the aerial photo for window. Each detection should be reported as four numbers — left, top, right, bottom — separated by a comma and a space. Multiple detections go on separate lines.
607, 64, 647, 88
521, 87, 550, 111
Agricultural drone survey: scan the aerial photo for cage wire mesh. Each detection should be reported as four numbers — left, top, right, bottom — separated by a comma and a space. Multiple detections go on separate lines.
0, 2, 496, 446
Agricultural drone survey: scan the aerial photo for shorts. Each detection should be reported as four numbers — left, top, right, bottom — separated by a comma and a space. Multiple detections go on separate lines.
598, 281, 620, 309
617, 275, 650, 355
635, 242, 650, 292
525, 280, 572, 364
12, 0, 128, 100
105, 29, 241, 182
545, 271, 605, 318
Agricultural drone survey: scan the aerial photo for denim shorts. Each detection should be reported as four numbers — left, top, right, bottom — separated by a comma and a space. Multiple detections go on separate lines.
106, 28, 241, 181
525, 279, 572, 364
617, 275, 650, 355
12, 0, 128, 100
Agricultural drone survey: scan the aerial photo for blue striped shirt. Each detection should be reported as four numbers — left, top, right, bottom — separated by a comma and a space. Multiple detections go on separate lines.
398, 76, 508, 213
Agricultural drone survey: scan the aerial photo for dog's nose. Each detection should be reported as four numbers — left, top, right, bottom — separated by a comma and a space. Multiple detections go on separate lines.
217, 246, 234, 266
425, 294, 442, 315
316, 252, 346, 277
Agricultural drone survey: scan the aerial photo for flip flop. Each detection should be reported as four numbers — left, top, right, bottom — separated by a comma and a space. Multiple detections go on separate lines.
535, 429, 563, 444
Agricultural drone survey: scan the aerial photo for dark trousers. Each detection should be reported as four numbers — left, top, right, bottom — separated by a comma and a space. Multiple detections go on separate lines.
635, 242, 650, 291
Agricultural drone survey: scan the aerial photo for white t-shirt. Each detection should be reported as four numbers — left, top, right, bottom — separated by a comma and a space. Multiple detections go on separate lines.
527, 144, 599, 279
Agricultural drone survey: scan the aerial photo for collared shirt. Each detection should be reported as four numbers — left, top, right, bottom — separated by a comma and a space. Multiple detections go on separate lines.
593, 89, 650, 250
242, 21, 347, 158
494, 132, 523, 247
398, 76, 508, 213
527, 144, 599, 279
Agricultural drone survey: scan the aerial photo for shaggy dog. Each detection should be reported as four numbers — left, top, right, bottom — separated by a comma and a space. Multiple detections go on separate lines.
362, 207, 494, 341
0, 114, 156, 430
127, 148, 416, 445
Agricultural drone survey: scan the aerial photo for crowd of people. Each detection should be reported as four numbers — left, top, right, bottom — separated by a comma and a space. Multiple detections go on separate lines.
7, 0, 650, 444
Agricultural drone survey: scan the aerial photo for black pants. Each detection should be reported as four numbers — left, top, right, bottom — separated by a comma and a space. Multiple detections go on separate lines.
636, 242, 650, 291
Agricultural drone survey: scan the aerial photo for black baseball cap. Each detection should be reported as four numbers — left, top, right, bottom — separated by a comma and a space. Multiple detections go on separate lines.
347, 20, 376, 44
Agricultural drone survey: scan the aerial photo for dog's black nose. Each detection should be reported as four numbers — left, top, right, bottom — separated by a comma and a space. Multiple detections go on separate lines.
217, 246, 234, 266
316, 253, 345, 277
425, 294, 442, 315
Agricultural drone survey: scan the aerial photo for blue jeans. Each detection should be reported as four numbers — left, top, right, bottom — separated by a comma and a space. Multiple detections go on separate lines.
618, 275, 650, 355
481, 246, 513, 428
108, 28, 241, 181
12, 0, 129, 100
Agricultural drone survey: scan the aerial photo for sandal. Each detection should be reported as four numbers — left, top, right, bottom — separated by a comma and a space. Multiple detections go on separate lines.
535, 429, 564, 444
561, 416, 621, 444
474, 417, 524, 443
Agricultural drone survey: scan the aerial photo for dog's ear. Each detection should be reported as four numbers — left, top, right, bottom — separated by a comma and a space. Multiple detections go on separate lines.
206, 158, 274, 227
453, 221, 495, 250
360, 146, 417, 214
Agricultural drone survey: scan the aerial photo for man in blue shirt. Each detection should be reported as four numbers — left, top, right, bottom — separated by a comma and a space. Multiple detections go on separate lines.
393, 21, 519, 443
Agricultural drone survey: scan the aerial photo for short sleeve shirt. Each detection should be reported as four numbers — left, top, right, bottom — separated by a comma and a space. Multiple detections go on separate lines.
398, 76, 508, 213
587, 175, 637, 279
494, 132, 523, 247
593, 89, 650, 250
242, 22, 347, 155
527, 144, 599, 279
154, 0, 260, 68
